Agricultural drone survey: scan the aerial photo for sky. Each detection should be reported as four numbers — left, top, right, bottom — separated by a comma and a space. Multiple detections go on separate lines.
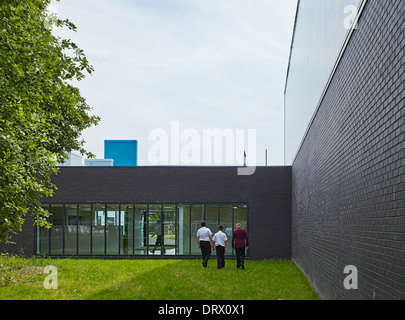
50, 0, 298, 166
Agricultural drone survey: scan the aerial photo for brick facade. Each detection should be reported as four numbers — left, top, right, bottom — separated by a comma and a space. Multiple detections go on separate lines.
291, 0, 405, 300
0, 166, 292, 260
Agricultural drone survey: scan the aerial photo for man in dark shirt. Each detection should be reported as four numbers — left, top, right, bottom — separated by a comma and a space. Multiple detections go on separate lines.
232, 223, 249, 269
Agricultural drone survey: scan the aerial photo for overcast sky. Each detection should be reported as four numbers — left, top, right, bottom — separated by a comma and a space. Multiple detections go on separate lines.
51, 0, 297, 166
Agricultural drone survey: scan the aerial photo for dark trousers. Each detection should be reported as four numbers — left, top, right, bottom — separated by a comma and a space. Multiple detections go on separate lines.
235, 247, 245, 268
151, 235, 165, 254
216, 246, 225, 269
200, 241, 211, 267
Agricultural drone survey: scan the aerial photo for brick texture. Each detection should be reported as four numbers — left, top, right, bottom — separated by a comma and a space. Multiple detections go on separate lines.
291, 0, 405, 300
0, 214, 35, 257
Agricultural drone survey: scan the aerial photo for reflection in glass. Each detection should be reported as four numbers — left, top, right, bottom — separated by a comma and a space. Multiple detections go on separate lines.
190, 204, 204, 255
65, 204, 77, 255
134, 204, 147, 255
92, 204, 105, 255
106, 205, 119, 255
233, 204, 248, 232
120, 204, 133, 255
38, 202, 248, 257
148, 204, 162, 255
219, 205, 233, 255
178, 204, 190, 255
50, 205, 63, 255
205, 205, 219, 237
78, 205, 91, 255
163, 204, 176, 256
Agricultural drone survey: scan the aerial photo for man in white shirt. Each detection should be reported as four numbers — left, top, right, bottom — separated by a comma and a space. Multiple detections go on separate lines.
212, 225, 228, 269
196, 221, 213, 268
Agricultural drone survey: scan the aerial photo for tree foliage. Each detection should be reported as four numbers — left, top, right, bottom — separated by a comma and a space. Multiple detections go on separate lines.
0, 0, 100, 242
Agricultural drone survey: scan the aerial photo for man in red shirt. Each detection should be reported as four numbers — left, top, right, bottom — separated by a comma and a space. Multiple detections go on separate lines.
232, 223, 249, 269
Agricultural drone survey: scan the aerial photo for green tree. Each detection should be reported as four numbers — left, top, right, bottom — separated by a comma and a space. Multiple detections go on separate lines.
0, 0, 100, 242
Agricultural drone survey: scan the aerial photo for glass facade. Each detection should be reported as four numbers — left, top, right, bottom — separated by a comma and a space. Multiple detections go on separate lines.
36, 203, 248, 257
284, 0, 363, 164
78, 204, 91, 255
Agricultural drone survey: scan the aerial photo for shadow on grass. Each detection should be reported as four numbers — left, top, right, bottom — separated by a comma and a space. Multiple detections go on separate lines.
85, 259, 320, 300
0, 257, 320, 300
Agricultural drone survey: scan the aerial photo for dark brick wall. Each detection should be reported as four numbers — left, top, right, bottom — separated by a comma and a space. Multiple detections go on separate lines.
29, 166, 291, 260
248, 167, 291, 259
291, 0, 405, 300
0, 214, 35, 257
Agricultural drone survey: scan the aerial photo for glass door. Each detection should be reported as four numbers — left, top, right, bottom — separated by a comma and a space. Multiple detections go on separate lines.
134, 204, 147, 255
146, 204, 178, 256
177, 205, 190, 255
163, 205, 177, 256
148, 204, 163, 255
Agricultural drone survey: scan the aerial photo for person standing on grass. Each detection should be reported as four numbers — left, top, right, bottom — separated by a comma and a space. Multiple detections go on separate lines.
232, 223, 249, 269
197, 221, 213, 268
212, 225, 228, 269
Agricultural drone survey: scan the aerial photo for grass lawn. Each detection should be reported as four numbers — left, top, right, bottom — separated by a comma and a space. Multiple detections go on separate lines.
0, 256, 320, 300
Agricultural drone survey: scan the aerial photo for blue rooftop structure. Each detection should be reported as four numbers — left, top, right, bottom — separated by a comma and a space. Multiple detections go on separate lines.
104, 140, 138, 166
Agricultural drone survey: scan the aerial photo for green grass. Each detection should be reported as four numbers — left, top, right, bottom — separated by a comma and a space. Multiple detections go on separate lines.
0, 256, 320, 300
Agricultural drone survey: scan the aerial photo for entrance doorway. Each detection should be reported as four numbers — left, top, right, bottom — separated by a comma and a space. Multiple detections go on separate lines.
147, 204, 177, 255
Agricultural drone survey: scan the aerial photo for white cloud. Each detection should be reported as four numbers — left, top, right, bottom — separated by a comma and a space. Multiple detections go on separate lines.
52, 0, 298, 165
